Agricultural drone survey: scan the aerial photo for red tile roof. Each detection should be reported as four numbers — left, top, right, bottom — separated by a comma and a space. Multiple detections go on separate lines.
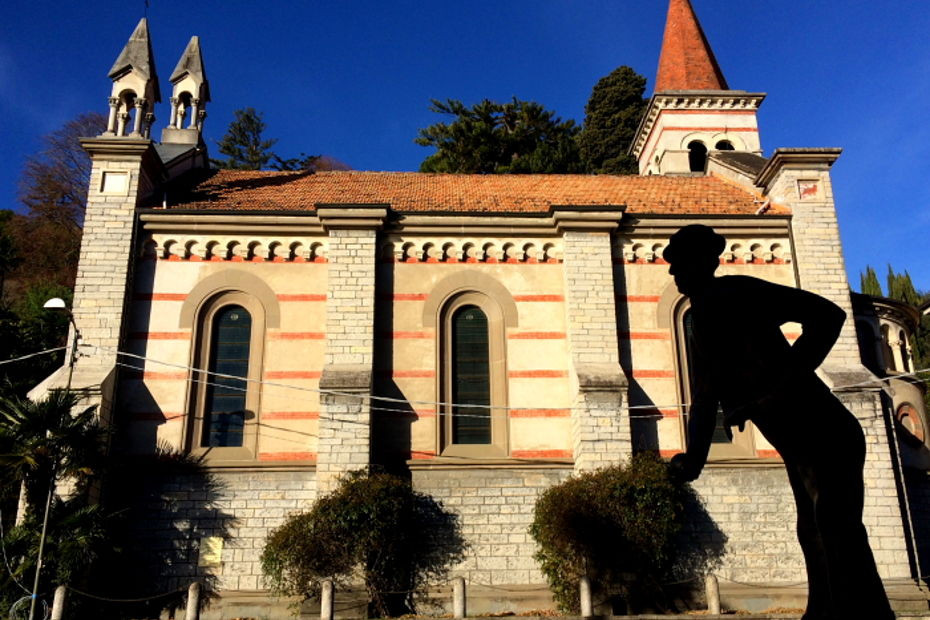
655, 0, 728, 92
158, 170, 786, 216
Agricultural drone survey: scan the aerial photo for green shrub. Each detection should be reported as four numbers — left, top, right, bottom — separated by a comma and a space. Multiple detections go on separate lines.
530, 453, 687, 613
261, 470, 466, 617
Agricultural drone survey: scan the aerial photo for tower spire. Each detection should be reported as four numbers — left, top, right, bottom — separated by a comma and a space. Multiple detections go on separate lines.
629, 0, 765, 175
103, 18, 161, 137
655, 0, 728, 92
162, 35, 211, 145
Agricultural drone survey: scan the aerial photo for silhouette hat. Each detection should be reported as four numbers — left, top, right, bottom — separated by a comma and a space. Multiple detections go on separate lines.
663, 224, 726, 264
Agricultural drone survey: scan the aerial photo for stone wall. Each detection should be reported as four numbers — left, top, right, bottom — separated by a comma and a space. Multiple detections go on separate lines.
411, 466, 571, 586
122, 469, 316, 594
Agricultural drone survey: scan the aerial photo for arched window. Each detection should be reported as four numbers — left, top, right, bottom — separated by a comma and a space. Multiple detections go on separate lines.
189, 291, 264, 459
440, 292, 508, 457
203, 305, 251, 447
451, 306, 491, 444
688, 141, 708, 173
899, 330, 911, 373
675, 302, 755, 457
881, 324, 896, 371
715, 140, 735, 151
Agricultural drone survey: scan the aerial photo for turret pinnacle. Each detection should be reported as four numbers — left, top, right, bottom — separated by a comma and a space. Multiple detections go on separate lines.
108, 18, 161, 102
169, 36, 210, 103
655, 0, 728, 92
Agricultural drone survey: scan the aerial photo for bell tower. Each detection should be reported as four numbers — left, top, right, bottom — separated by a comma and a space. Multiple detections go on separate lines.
102, 18, 161, 138
162, 36, 210, 145
630, 0, 765, 175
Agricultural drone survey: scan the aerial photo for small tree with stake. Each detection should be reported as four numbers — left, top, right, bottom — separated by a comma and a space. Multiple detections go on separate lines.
262, 470, 466, 617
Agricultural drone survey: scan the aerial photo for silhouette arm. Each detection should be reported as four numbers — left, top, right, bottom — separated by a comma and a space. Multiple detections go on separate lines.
776, 284, 846, 374
672, 367, 718, 481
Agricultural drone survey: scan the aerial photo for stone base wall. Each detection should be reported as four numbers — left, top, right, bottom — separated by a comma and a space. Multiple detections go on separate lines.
411, 466, 572, 586
123, 469, 316, 595
688, 465, 805, 583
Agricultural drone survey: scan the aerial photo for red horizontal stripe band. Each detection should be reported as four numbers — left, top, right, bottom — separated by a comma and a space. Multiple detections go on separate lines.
389, 370, 436, 378
756, 449, 781, 459
659, 449, 683, 458
509, 409, 571, 418
630, 370, 676, 379
264, 371, 322, 379
513, 294, 564, 302
618, 295, 661, 302
129, 331, 189, 340
662, 126, 758, 132
263, 411, 320, 420
258, 452, 317, 461
508, 331, 566, 340
385, 293, 428, 301
620, 331, 670, 340
276, 294, 327, 301
409, 450, 437, 460
134, 293, 187, 301
378, 331, 432, 339
268, 332, 326, 340
508, 370, 568, 378
511, 449, 572, 459
126, 371, 188, 380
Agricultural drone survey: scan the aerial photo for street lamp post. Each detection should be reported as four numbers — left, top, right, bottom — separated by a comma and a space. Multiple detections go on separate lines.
28, 298, 81, 620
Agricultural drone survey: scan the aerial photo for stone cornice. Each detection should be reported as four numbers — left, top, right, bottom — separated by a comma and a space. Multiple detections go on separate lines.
316, 203, 389, 230
140, 212, 324, 234
755, 148, 842, 191
630, 90, 766, 158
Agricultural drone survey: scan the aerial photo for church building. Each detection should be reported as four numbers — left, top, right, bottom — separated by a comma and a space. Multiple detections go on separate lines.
33, 0, 930, 616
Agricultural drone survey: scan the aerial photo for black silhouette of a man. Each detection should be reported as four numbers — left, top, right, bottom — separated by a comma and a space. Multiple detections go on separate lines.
665, 225, 894, 620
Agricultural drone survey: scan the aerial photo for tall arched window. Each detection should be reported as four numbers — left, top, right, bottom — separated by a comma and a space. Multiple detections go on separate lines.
715, 140, 735, 151
899, 330, 911, 373
688, 141, 708, 172
675, 302, 755, 457
440, 292, 508, 457
881, 324, 896, 371
203, 305, 251, 447
189, 291, 264, 459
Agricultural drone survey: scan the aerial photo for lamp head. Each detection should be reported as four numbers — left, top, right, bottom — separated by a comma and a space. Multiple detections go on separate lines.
43, 297, 68, 311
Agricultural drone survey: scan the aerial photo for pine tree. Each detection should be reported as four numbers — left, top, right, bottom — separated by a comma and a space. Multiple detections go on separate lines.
415, 98, 583, 174
886, 265, 922, 307
213, 108, 279, 170
860, 266, 883, 296
577, 66, 648, 174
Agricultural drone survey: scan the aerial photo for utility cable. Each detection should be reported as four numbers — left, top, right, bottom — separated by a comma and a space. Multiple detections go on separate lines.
0, 347, 66, 367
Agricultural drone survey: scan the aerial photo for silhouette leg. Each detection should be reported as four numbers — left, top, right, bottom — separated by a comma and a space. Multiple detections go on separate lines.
786, 462, 832, 619
810, 455, 894, 620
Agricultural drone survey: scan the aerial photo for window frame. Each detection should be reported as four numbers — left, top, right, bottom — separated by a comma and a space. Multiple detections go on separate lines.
438, 292, 509, 458
673, 299, 756, 459
187, 291, 265, 461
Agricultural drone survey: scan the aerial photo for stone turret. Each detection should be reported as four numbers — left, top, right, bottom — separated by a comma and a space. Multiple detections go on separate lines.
103, 18, 161, 138
631, 0, 764, 175
162, 36, 210, 145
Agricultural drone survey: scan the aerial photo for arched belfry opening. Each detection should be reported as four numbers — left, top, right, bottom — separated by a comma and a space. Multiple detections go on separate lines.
688, 141, 708, 173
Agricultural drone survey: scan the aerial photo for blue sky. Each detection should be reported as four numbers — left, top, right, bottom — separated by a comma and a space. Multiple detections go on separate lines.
1, 1, 929, 291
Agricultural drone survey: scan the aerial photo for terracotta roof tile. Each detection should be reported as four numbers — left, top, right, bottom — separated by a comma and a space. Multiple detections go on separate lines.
156, 170, 787, 216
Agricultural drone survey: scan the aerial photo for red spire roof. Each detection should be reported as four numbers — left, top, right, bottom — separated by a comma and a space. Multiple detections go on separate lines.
655, 0, 729, 91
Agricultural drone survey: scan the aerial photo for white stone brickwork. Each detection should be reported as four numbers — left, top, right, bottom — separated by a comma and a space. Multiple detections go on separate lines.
562, 230, 631, 470
318, 227, 380, 491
